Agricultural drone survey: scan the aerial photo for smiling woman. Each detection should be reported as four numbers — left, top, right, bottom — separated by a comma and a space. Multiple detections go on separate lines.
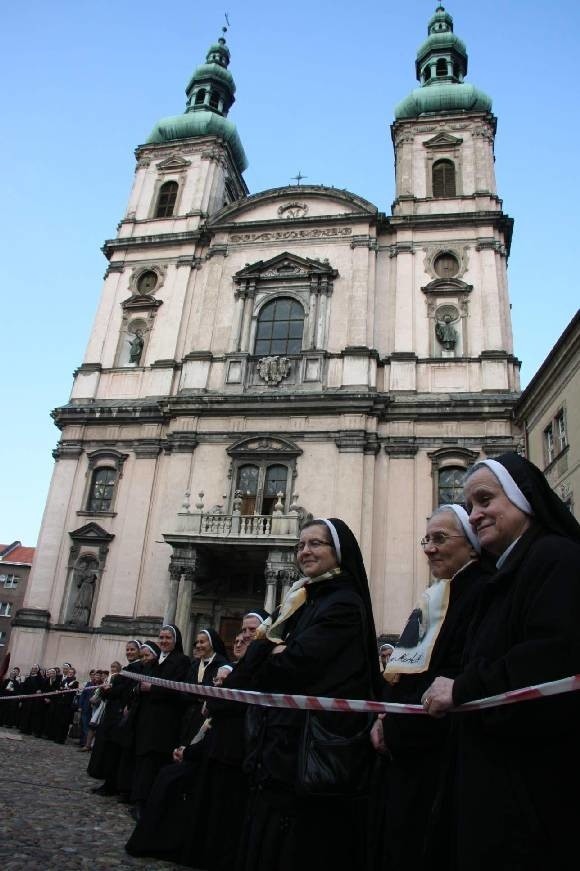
422, 452, 580, 870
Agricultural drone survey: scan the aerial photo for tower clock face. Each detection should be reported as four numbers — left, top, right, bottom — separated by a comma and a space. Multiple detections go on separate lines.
137, 271, 157, 294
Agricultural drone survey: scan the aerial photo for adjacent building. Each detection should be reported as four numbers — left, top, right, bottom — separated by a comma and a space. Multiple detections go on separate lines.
0, 542, 34, 653
516, 310, 580, 518
12, 6, 522, 672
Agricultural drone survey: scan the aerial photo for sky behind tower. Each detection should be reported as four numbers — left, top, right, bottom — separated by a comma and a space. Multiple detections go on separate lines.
1, 0, 578, 545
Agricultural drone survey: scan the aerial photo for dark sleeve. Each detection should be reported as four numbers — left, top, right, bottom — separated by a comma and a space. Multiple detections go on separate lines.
150, 655, 191, 704
453, 542, 580, 707
249, 598, 364, 694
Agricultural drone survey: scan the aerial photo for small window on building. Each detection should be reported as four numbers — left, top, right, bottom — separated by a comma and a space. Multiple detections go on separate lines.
434, 252, 460, 278
544, 424, 555, 465
0, 602, 12, 617
0, 631, 6, 646
235, 462, 291, 515
254, 297, 304, 357
436, 58, 448, 77
194, 89, 206, 106
155, 181, 178, 218
556, 409, 568, 452
438, 466, 466, 505
2, 575, 18, 589
87, 468, 117, 513
424, 65, 432, 82
432, 159, 456, 197
209, 91, 220, 110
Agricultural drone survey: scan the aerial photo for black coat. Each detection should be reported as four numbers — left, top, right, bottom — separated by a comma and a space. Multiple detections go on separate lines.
442, 527, 580, 869
238, 572, 375, 871
133, 650, 191, 756
376, 560, 490, 871
180, 653, 229, 744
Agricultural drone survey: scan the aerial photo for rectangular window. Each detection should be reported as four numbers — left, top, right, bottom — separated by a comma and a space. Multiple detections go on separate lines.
556, 409, 568, 452
544, 424, 554, 465
0, 631, 5, 645
0, 602, 12, 617
3, 575, 19, 589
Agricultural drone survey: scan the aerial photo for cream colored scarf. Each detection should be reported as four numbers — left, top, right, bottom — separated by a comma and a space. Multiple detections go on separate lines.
257, 568, 342, 644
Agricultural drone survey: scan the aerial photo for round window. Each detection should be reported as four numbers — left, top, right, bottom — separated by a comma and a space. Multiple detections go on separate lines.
137, 271, 158, 294
434, 253, 459, 278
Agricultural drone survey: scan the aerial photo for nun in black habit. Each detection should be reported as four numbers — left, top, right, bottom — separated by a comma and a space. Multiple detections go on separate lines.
180, 627, 229, 744
130, 624, 190, 816
422, 452, 580, 871
236, 518, 382, 871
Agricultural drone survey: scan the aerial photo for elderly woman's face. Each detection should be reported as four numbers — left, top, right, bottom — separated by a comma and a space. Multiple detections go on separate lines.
464, 468, 531, 556
423, 512, 474, 579
159, 629, 176, 653
297, 523, 338, 578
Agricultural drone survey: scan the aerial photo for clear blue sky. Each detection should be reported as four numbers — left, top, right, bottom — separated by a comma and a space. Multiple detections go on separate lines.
1, 1, 578, 546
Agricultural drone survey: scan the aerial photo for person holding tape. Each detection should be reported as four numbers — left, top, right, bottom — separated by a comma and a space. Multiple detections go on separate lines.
422, 452, 580, 870
236, 518, 382, 871
372, 504, 492, 871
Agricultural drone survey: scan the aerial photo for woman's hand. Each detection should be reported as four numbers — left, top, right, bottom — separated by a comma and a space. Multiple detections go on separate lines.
370, 715, 387, 754
271, 644, 287, 655
140, 681, 152, 693
421, 677, 454, 717
173, 745, 185, 763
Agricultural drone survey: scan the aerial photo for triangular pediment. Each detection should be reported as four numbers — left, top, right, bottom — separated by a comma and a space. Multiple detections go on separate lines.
421, 277, 472, 294
234, 252, 337, 281
156, 154, 191, 170
424, 132, 463, 149
69, 523, 115, 544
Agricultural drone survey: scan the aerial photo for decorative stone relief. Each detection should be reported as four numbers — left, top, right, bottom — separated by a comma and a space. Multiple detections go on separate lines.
277, 202, 309, 219
257, 355, 292, 385
435, 305, 460, 352
230, 227, 352, 244
423, 245, 469, 279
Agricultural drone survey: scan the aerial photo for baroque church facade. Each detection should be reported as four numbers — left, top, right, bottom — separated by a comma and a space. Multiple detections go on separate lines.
12, 6, 521, 670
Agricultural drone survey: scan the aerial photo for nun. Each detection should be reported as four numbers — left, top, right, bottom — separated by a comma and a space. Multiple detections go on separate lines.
180, 627, 229, 744
236, 518, 382, 871
372, 504, 492, 871
130, 624, 190, 818
422, 452, 580, 870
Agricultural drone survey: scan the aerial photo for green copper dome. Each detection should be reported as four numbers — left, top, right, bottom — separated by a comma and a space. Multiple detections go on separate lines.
394, 5, 492, 120
147, 111, 248, 172
395, 82, 492, 120
146, 33, 247, 173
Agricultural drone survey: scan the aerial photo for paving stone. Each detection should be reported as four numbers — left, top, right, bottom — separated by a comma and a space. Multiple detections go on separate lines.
0, 728, 195, 870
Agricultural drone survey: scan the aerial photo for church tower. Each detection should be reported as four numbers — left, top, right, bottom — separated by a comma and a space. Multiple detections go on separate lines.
10, 9, 521, 671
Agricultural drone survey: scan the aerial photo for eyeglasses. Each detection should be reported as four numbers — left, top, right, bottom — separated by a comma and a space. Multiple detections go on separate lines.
296, 539, 333, 553
420, 533, 465, 548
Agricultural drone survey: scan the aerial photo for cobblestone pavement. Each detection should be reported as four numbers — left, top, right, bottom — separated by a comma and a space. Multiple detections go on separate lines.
0, 728, 192, 870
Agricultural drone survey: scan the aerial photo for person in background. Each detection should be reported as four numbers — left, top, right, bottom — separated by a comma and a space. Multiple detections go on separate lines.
378, 643, 394, 672
371, 504, 491, 871
82, 669, 105, 752
51, 665, 79, 744
422, 453, 580, 870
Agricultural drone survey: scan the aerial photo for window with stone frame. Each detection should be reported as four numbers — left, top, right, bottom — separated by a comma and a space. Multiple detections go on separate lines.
438, 466, 467, 506
0, 631, 6, 647
254, 297, 305, 357
87, 467, 117, 513
432, 159, 456, 197
0, 601, 12, 617
235, 462, 292, 516
1, 575, 18, 589
155, 180, 178, 218
543, 407, 568, 467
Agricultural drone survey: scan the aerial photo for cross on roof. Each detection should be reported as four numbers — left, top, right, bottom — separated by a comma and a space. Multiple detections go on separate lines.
291, 171, 307, 185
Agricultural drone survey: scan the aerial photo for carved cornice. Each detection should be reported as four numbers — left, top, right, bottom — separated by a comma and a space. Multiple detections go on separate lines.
12, 608, 50, 629
229, 226, 352, 244
133, 439, 163, 458
102, 230, 203, 258
383, 438, 419, 457
53, 442, 84, 460
163, 432, 199, 454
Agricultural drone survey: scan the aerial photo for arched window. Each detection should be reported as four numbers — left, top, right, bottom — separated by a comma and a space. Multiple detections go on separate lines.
436, 58, 448, 77
194, 89, 206, 106
254, 297, 304, 357
432, 159, 456, 197
88, 468, 117, 513
235, 462, 291, 516
423, 65, 431, 82
155, 181, 178, 218
209, 90, 220, 110
438, 466, 466, 506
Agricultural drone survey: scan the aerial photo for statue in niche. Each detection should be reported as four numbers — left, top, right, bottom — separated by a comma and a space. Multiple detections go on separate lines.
69, 564, 97, 626
128, 329, 144, 365
435, 314, 458, 351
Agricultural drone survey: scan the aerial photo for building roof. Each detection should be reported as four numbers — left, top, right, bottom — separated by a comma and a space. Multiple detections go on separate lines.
0, 543, 35, 565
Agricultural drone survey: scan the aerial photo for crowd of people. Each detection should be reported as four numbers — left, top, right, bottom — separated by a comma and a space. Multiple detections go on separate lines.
1, 451, 579, 871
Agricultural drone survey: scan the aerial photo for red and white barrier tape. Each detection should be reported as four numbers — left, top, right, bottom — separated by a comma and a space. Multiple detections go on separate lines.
120, 669, 580, 715
0, 687, 81, 702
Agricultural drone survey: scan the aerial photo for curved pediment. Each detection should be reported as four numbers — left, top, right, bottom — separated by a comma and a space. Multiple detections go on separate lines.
227, 435, 302, 458
421, 277, 473, 295
209, 184, 378, 228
